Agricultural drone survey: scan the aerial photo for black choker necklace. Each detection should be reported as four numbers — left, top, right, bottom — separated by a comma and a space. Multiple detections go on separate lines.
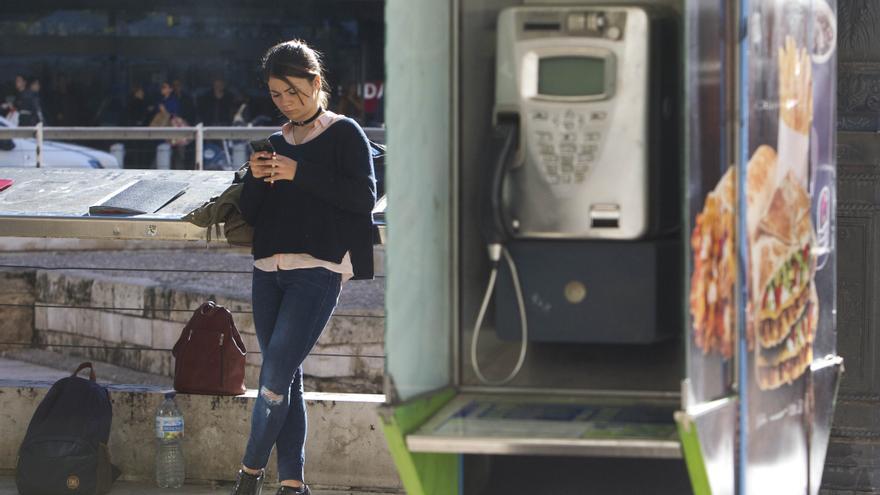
290, 107, 324, 126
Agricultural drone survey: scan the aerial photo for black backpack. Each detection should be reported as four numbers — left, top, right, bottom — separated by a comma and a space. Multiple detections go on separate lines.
16, 363, 120, 495
370, 139, 386, 199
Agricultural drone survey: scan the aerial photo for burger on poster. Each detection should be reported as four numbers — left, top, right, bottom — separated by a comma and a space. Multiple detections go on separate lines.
749, 173, 818, 391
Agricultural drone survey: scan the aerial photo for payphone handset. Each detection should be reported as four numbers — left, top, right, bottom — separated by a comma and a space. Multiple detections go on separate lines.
494, 6, 665, 240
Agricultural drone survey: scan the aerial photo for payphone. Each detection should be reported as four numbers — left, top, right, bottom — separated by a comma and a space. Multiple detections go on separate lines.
494, 6, 679, 239
472, 5, 682, 384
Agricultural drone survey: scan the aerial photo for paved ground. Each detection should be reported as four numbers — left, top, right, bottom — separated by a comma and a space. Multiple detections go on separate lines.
0, 478, 400, 494
0, 351, 173, 387
0, 355, 80, 383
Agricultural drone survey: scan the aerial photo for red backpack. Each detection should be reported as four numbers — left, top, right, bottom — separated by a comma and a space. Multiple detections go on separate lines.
172, 301, 247, 395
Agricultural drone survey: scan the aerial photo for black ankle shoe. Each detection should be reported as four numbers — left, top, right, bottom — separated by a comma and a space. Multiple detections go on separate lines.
276, 485, 310, 495
231, 469, 264, 495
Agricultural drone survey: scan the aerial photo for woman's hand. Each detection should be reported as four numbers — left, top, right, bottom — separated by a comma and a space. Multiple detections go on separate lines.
249, 151, 274, 178
249, 152, 298, 183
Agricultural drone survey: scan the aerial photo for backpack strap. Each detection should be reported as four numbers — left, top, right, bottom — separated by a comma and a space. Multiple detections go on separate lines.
224, 311, 247, 354
200, 300, 218, 314
204, 222, 220, 247
73, 362, 97, 382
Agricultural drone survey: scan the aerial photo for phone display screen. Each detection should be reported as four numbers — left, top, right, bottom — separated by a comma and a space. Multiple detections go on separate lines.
538, 56, 605, 96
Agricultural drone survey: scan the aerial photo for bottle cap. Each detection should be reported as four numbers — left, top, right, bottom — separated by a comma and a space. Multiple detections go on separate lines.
164, 391, 176, 400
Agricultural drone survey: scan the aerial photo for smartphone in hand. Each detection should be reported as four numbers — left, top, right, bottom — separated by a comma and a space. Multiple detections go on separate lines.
249, 139, 275, 155
249, 139, 276, 186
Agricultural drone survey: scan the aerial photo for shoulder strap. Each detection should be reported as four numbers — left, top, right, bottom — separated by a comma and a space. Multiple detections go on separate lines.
225, 311, 247, 354
72, 362, 97, 382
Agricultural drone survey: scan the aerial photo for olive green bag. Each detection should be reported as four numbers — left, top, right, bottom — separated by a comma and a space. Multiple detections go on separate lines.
183, 164, 253, 247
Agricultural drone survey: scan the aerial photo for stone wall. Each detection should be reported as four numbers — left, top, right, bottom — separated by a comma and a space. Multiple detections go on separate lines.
4, 269, 383, 393
0, 270, 35, 350
822, 0, 880, 492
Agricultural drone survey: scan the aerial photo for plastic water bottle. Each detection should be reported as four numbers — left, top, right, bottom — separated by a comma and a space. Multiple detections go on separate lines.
155, 392, 185, 488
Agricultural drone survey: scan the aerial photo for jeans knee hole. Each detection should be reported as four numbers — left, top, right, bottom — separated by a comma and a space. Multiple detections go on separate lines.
260, 386, 284, 406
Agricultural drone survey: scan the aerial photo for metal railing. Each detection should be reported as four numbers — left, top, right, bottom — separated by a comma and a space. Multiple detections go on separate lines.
0, 124, 386, 170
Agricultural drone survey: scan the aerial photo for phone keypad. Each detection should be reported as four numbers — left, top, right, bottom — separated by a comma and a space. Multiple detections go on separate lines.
528, 109, 607, 185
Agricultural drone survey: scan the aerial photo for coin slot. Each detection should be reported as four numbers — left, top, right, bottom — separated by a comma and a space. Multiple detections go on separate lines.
590, 204, 620, 229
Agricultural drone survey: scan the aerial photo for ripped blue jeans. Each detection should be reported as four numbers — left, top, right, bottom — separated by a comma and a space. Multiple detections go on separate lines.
242, 267, 341, 482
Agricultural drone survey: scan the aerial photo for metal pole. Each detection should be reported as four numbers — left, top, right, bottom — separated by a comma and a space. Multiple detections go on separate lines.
735, 0, 749, 491
195, 123, 204, 171
0, 126, 384, 141
35, 122, 43, 168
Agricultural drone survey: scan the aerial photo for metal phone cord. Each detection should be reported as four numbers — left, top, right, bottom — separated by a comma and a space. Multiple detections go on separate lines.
470, 243, 528, 386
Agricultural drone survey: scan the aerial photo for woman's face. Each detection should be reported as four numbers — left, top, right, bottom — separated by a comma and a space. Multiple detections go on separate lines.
268, 76, 319, 122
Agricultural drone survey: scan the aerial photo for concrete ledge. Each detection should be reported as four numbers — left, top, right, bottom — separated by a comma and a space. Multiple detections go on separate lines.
0, 238, 231, 252
0, 381, 400, 491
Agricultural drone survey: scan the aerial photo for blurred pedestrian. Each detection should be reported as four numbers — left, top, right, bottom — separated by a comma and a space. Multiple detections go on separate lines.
173, 79, 197, 124
28, 78, 45, 125
124, 84, 156, 168
10, 75, 43, 126
126, 85, 153, 126
0, 76, 24, 122
335, 82, 363, 123
149, 81, 190, 168
12, 74, 26, 101
197, 78, 235, 126
150, 81, 179, 126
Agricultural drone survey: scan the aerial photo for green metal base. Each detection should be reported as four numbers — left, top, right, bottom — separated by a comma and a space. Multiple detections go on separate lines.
379, 388, 460, 495
675, 411, 712, 495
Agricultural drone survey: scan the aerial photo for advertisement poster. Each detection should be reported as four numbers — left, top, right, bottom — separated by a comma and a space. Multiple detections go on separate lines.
686, 0, 734, 407
683, 1, 738, 491
686, 0, 838, 491
743, 0, 837, 493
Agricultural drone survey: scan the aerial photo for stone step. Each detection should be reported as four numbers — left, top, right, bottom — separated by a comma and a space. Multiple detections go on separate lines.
0, 353, 171, 386
0, 248, 386, 393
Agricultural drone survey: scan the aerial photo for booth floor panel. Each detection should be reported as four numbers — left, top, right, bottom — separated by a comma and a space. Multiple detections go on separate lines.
406, 393, 681, 459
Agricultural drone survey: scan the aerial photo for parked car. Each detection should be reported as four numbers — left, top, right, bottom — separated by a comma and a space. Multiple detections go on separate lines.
0, 116, 120, 169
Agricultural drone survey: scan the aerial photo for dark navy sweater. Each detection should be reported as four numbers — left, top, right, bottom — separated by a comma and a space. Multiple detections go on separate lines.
239, 118, 376, 280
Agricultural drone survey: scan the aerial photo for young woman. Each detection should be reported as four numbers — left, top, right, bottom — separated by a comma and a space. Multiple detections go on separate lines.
232, 39, 376, 495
